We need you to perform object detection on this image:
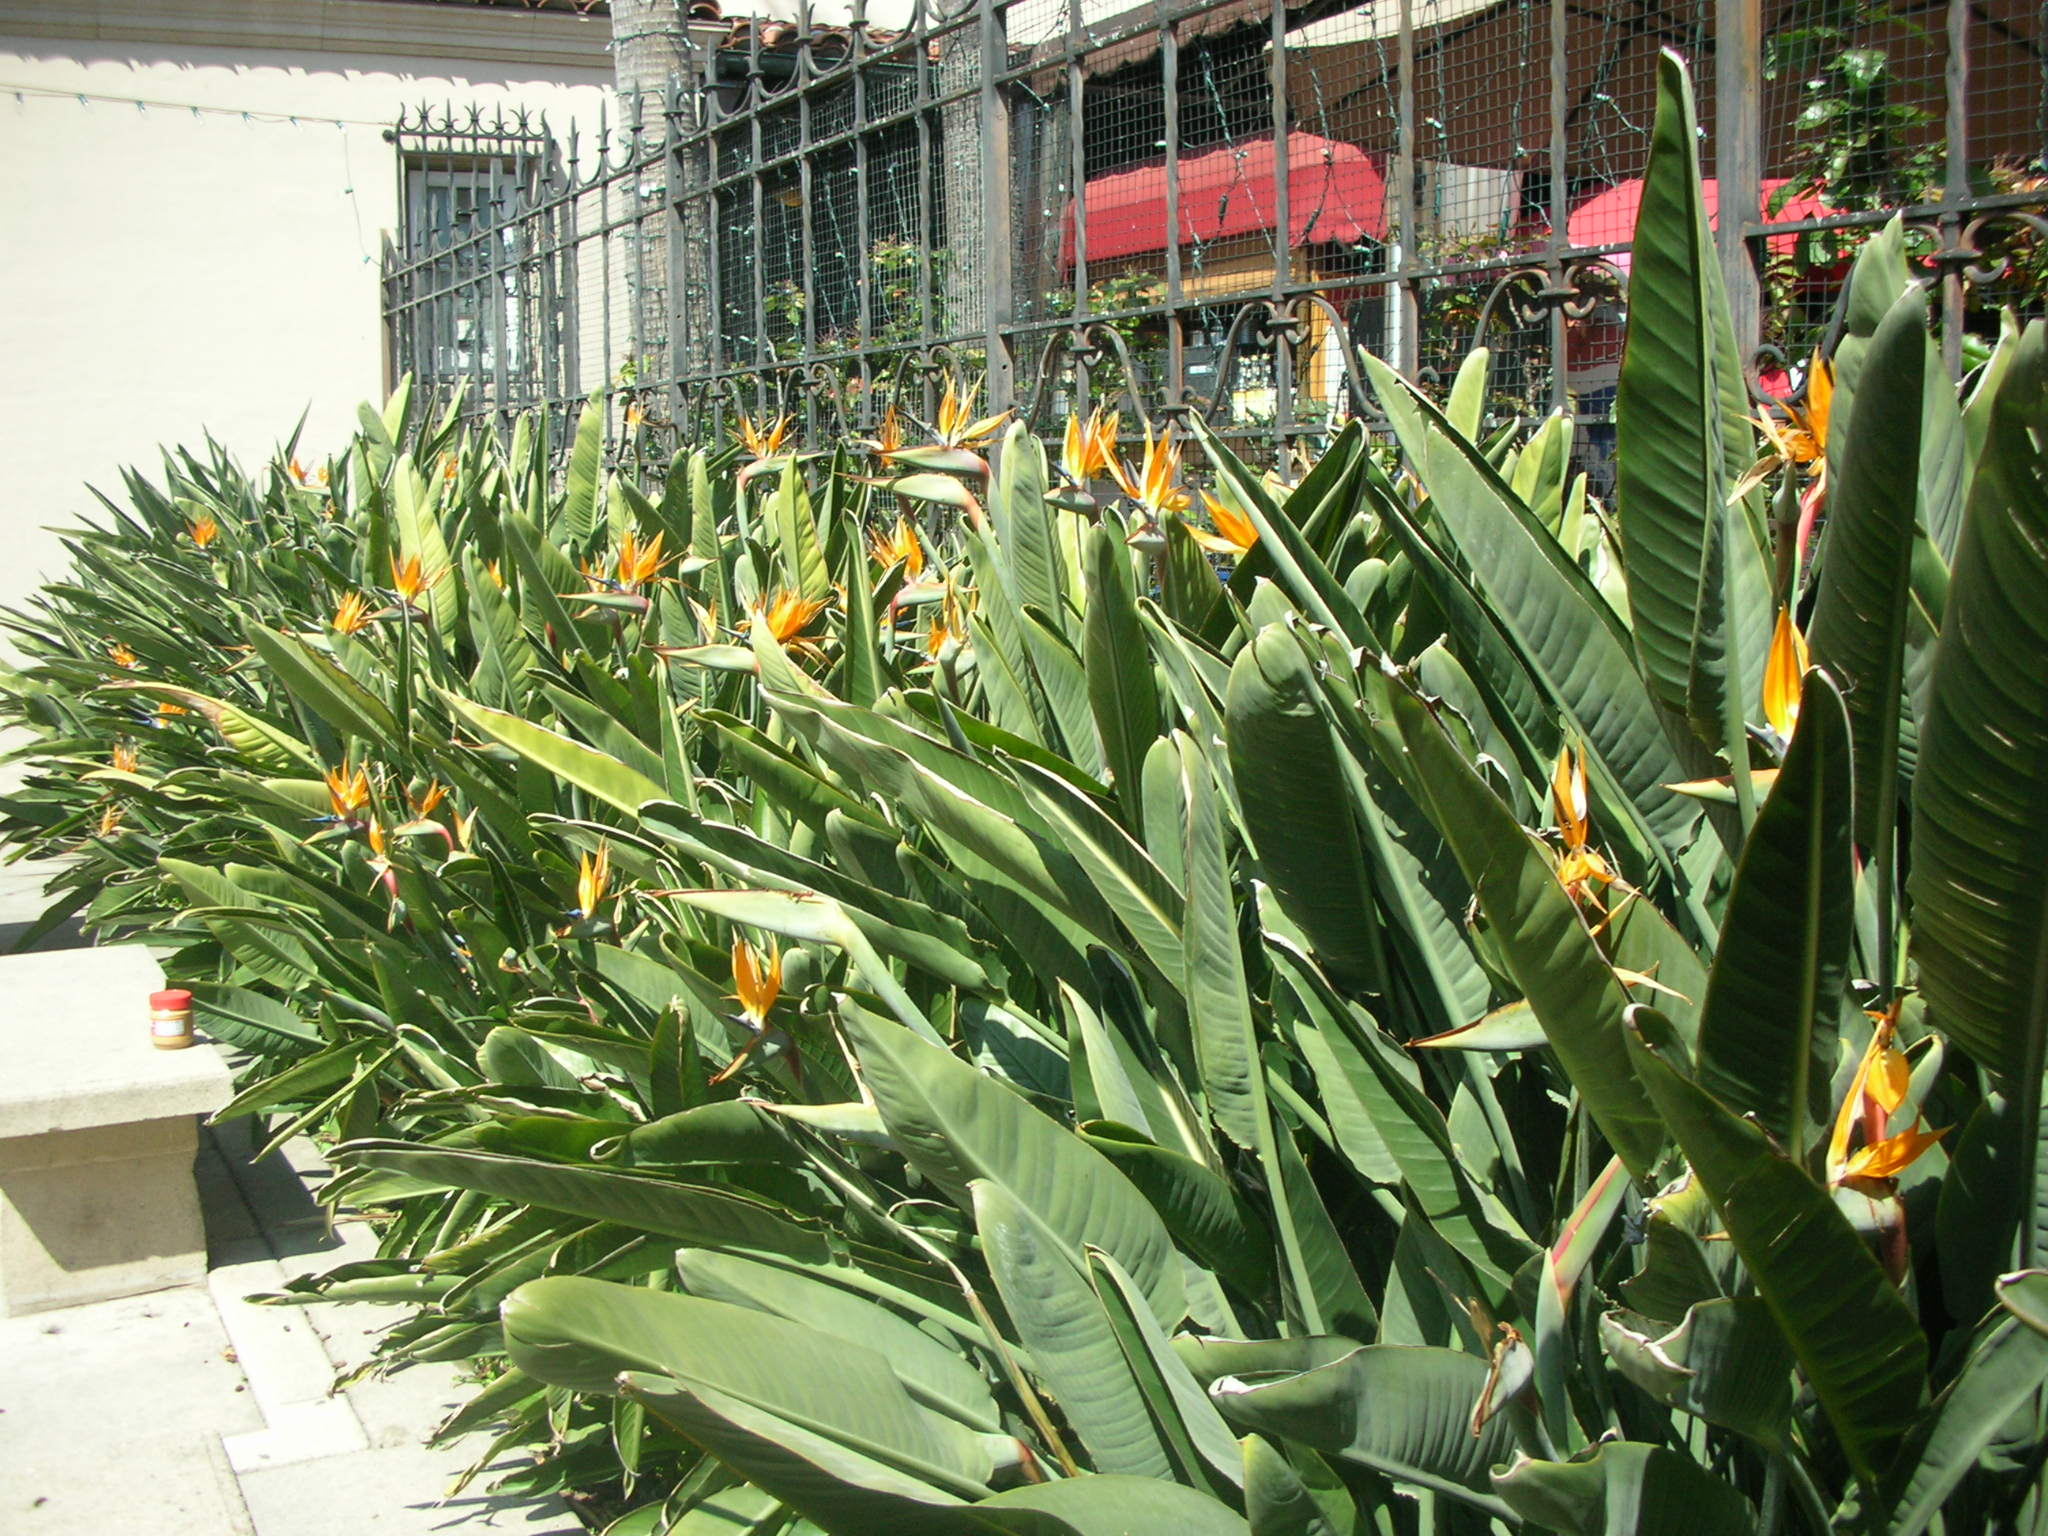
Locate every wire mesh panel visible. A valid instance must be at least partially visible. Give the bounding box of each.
[387,0,2048,471]
[387,101,673,451]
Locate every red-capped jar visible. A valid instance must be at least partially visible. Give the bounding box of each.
[149,988,195,1050]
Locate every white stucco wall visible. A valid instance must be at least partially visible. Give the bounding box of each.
[0,2,613,617]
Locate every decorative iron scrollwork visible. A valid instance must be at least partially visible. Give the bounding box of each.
[1467,255,1628,356]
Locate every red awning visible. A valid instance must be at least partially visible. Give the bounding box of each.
[1568,176,1837,271]
[1062,133,1388,268]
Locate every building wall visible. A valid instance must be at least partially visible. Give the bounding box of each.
[0,1,612,616]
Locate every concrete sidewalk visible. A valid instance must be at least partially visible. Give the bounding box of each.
[0,1116,583,1536]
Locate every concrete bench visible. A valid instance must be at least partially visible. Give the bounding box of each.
[0,945,233,1316]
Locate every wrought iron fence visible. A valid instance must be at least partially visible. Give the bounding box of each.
[385,0,2048,475]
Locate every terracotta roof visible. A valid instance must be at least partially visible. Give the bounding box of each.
[365,0,611,15]
[687,3,921,63]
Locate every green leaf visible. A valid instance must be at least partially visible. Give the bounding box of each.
[970,1477,1252,1535]
[768,464,831,603]
[973,1179,1171,1477]
[1623,1011,1928,1485]
[211,1041,378,1122]
[243,623,398,743]
[112,683,318,772]
[1491,1442,1758,1535]
[1390,684,1666,1177]
[1226,625,1387,992]
[442,694,665,817]
[988,422,1068,636]
[560,397,605,541]
[391,455,457,631]
[1086,1249,1245,1495]
[1910,320,2048,1094]
[1013,765,1185,986]
[1363,352,1706,866]
[1267,1109,1378,1340]
[1187,416,1367,647]
[1613,52,1767,744]
[1077,1122,1275,1299]
[767,691,1115,946]
[836,534,884,708]
[1241,1435,1343,1536]
[619,1372,972,1533]
[1598,1298,1794,1445]
[335,1143,831,1260]
[463,549,538,709]
[1809,291,1930,848]
[674,1250,1001,1433]
[1210,1345,1516,1519]
[642,815,990,994]
[1884,1311,2048,1536]
[188,983,322,1054]
[664,890,945,1043]
[1177,731,1263,1150]
[844,1010,1185,1325]
[1082,524,1160,826]
[1446,349,1490,438]
[1018,605,1105,775]
[1694,670,1854,1159]
[1271,939,1532,1289]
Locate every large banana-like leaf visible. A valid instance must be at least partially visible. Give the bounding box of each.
[1209,1345,1516,1519]
[1809,292,1931,848]
[1271,939,1532,1290]
[1081,523,1158,827]
[1175,730,1264,1150]
[1364,352,1705,866]
[674,1249,1002,1433]
[1694,669,1854,1159]
[767,464,831,603]
[1086,1248,1245,1495]
[1597,1297,1793,1446]
[335,1142,832,1259]
[968,1179,1175,1479]
[1492,1442,1757,1534]
[1187,416,1368,647]
[965,1477,1252,1535]
[1265,1107,1379,1339]
[502,1275,1004,1492]
[643,814,992,994]
[1225,624,1388,992]
[243,621,399,742]
[1624,1010,1928,1485]
[558,396,605,541]
[1909,321,2048,1101]
[766,689,1117,946]
[1240,1435,1344,1536]
[392,454,459,632]
[1882,1310,2048,1536]
[1613,52,1768,747]
[616,1371,974,1533]
[1389,684,1666,1177]
[1077,1123,1275,1298]
[844,1009,1185,1324]
[987,423,1068,634]
[444,693,666,817]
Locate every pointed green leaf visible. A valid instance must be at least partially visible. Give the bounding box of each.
[1694,670,1854,1159]
[845,1010,1184,1325]
[1624,1012,1928,1484]
[1910,320,2048,1094]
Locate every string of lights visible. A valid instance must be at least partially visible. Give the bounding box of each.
[5,82,387,262]
[2,81,399,129]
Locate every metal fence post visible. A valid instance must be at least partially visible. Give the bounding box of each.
[1394,0,1419,380]
[981,0,1015,413]
[1714,0,1762,371]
